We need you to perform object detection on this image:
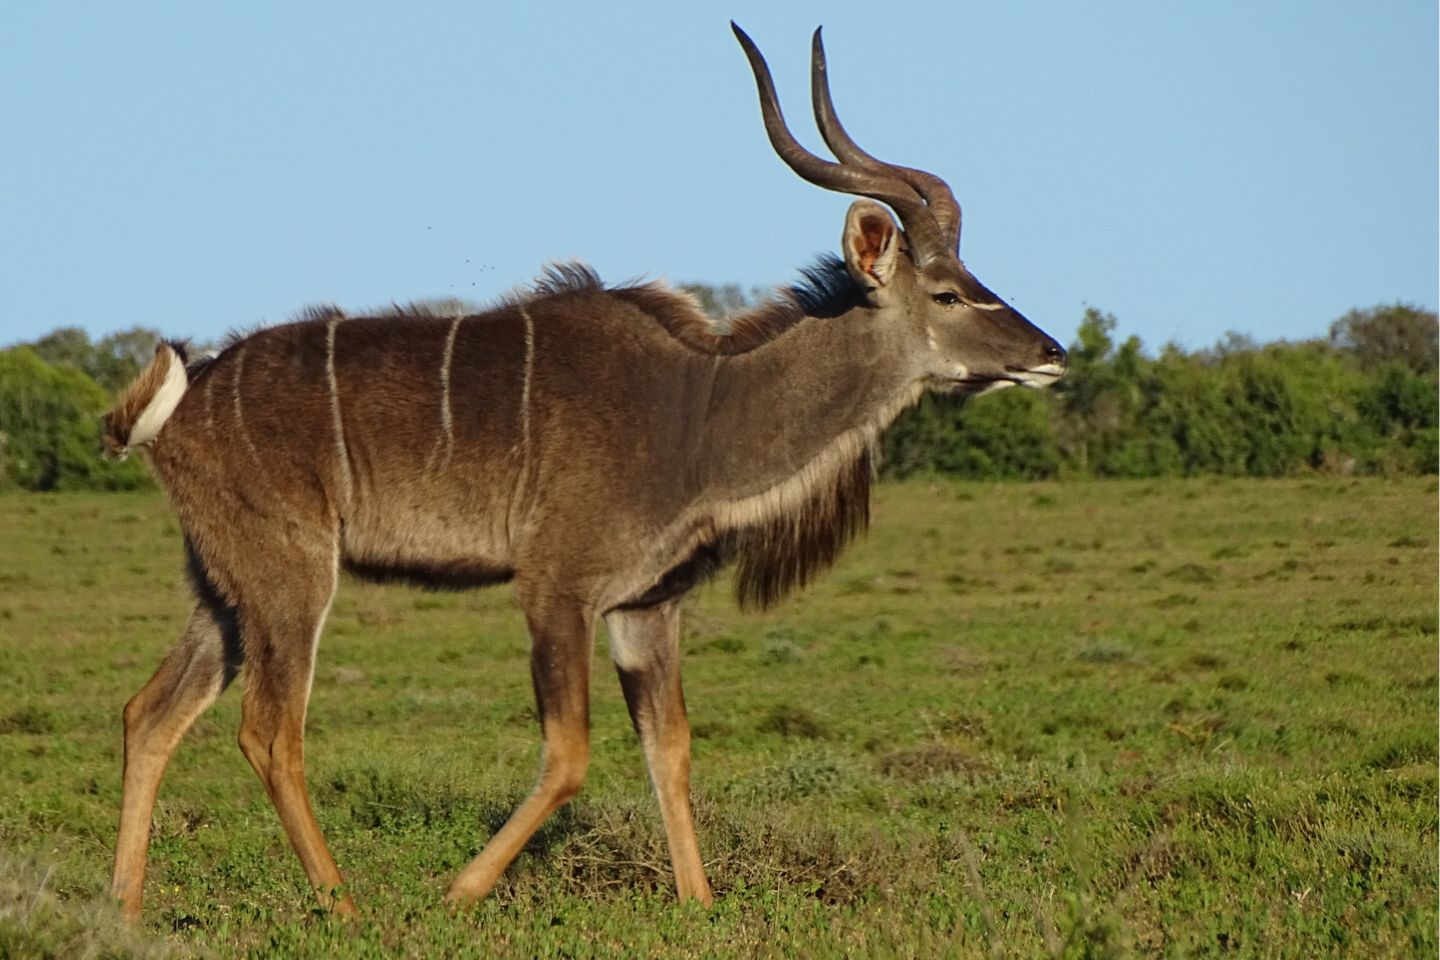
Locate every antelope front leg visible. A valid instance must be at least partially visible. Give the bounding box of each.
[445,597,594,905]
[606,601,713,906]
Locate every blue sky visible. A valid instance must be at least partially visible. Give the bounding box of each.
[2,1,1434,352]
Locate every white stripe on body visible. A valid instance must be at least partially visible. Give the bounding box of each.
[326,317,354,506]
[519,305,534,463]
[428,315,463,473]
[232,342,260,462]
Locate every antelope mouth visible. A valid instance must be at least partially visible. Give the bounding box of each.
[952,363,1065,395]
[952,373,1022,394]
[1006,362,1066,387]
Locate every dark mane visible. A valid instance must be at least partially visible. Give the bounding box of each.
[194,258,864,373]
[612,254,865,356]
[788,254,866,319]
[531,262,606,297]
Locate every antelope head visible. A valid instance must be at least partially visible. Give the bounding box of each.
[734,24,1067,394]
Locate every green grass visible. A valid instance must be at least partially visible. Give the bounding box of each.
[0,477,1435,958]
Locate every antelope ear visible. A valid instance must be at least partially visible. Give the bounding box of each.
[841,200,902,291]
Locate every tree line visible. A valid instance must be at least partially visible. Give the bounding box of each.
[884,303,1437,480]
[0,300,1434,491]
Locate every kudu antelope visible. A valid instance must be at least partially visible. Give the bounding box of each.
[103,25,1065,920]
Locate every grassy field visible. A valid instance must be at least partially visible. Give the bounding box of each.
[0,477,1434,958]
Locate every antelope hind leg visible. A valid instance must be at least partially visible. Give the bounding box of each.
[234,558,356,915]
[112,600,237,922]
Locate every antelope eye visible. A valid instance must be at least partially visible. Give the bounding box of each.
[931,291,962,306]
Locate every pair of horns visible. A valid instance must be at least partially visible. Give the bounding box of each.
[732,23,962,265]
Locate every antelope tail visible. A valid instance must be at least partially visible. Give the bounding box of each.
[103,342,190,460]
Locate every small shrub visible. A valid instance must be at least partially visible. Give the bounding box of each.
[757,704,827,739]
[876,744,989,782]
[0,707,54,735]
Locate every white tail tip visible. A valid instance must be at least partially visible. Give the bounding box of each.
[126,344,188,448]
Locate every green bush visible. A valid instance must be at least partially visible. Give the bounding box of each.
[885,389,1062,479]
[0,347,151,491]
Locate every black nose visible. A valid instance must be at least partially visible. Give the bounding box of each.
[1043,340,1067,366]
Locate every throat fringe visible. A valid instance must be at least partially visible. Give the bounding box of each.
[729,446,873,610]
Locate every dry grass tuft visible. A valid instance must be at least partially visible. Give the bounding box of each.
[0,857,187,959]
